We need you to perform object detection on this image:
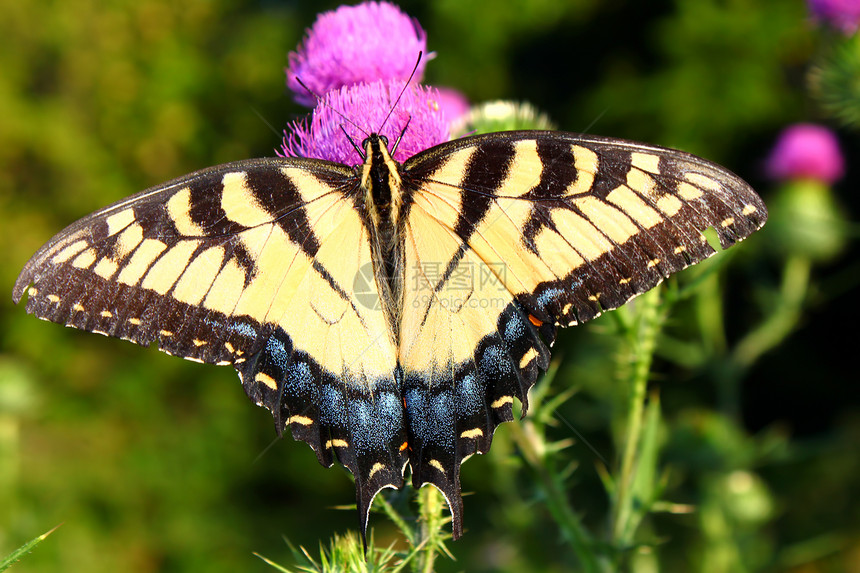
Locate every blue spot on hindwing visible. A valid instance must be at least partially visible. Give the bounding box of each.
[536,287,565,310]
[321,384,346,426]
[284,360,317,402]
[226,320,258,339]
[349,390,402,450]
[265,331,291,371]
[406,387,454,447]
[480,344,513,377]
[503,309,526,342]
[456,372,483,417]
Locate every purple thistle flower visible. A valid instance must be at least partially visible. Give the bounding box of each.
[765,123,845,184]
[808,0,860,35]
[282,80,450,165]
[286,2,428,106]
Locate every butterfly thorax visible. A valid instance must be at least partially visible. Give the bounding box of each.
[359,133,407,339]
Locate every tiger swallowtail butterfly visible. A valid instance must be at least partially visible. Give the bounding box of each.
[13,128,766,540]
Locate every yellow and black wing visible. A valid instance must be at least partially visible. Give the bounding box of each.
[397,130,766,535]
[12,157,409,526]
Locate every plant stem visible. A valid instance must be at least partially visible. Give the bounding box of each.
[415,487,442,573]
[611,288,662,547]
[713,254,810,420]
[732,255,810,369]
[508,420,609,573]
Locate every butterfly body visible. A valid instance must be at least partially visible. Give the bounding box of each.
[13,130,766,539]
[359,133,407,336]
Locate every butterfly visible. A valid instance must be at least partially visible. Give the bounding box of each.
[13,129,766,540]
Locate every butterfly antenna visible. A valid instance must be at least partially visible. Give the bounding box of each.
[378,51,423,134]
[294,76,370,139]
[391,116,412,155]
[342,125,366,160]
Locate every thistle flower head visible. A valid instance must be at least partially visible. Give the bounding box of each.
[282,80,450,165]
[286,1,428,106]
[765,123,845,184]
[808,0,860,35]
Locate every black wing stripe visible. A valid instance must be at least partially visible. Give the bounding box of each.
[453,138,516,241]
[245,167,323,257]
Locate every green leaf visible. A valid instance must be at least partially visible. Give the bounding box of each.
[0,524,61,572]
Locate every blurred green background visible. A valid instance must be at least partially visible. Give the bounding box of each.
[1,0,859,571]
